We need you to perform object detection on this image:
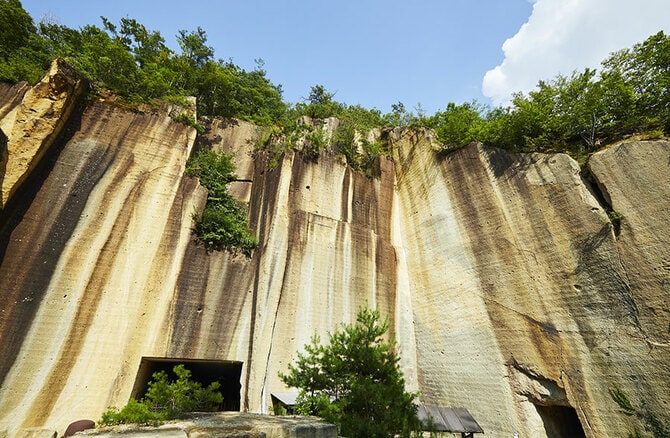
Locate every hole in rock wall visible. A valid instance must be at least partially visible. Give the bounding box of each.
[507,358,588,438]
[131,357,243,411]
[534,404,586,438]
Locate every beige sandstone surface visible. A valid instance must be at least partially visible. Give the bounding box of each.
[0,59,87,209]
[83,413,336,438]
[0,64,668,437]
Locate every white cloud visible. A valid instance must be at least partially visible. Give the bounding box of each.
[482,0,670,106]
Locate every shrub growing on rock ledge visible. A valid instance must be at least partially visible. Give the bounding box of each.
[99,364,223,426]
[186,148,257,255]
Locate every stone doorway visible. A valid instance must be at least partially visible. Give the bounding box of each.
[131,357,243,411]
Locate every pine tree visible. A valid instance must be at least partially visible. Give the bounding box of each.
[279,307,419,438]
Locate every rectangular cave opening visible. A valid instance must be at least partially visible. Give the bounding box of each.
[534,404,586,438]
[131,357,242,411]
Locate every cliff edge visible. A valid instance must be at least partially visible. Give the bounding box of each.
[0,59,87,210]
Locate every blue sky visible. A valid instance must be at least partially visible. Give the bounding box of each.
[20,0,670,114]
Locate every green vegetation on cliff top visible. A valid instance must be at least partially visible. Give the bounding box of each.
[2,0,668,157]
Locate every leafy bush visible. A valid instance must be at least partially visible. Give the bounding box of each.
[424,101,486,153]
[332,112,389,176]
[99,399,163,427]
[332,122,358,167]
[99,365,222,427]
[186,149,236,198]
[0,1,51,83]
[172,113,204,134]
[302,126,328,160]
[143,365,223,419]
[256,86,390,175]
[418,32,670,157]
[193,197,257,254]
[186,149,257,254]
[255,118,328,168]
[295,85,345,119]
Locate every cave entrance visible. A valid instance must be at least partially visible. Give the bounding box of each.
[534,404,586,438]
[131,357,242,411]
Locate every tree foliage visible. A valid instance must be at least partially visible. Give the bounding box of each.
[2,1,668,159]
[279,307,419,438]
[257,84,390,174]
[143,365,223,419]
[329,103,387,172]
[186,149,236,200]
[0,0,50,83]
[99,365,223,426]
[186,149,257,254]
[424,101,486,152]
[0,0,34,59]
[423,31,670,156]
[294,84,346,119]
[0,2,285,123]
[195,60,286,125]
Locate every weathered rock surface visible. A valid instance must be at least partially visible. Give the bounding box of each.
[81,413,336,438]
[390,132,670,436]
[0,59,87,209]
[0,67,668,437]
[587,140,670,339]
[200,117,261,203]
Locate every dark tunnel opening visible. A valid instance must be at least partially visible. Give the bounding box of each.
[131,357,242,411]
[535,404,587,438]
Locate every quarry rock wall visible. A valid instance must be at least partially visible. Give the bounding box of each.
[0,63,668,437]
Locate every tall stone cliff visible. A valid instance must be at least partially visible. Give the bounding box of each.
[0,62,668,437]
